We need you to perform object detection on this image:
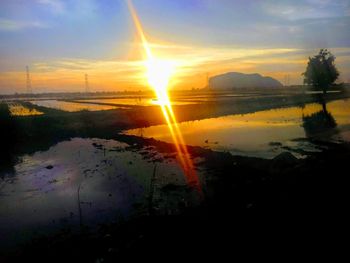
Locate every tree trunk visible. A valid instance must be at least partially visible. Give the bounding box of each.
[322,84,329,95]
[322,101,327,113]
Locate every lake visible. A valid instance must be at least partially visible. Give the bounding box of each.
[124,99,350,158]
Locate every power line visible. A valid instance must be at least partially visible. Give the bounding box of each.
[284,74,291,86]
[26,66,32,94]
[85,74,89,93]
[207,72,210,89]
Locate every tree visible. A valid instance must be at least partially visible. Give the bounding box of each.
[303,49,339,94]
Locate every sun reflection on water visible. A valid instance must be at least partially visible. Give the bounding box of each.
[127,0,201,192]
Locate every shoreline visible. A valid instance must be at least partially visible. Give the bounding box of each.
[2,91,349,157]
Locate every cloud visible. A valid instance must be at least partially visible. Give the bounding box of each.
[18,46,301,90]
[1,45,349,93]
[37,0,65,14]
[262,0,350,21]
[37,0,98,18]
[0,18,49,31]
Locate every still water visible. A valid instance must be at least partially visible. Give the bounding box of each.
[0,138,203,250]
[74,97,198,106]
[74,93,267,106]
[29,100,122,112]
[125,99,350,158]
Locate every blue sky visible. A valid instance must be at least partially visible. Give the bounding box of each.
[0,0,349,93]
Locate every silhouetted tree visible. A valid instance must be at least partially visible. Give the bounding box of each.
[303,49,339,94]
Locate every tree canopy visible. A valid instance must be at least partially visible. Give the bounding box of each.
[303,49,339,93]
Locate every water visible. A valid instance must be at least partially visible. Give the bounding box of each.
[73,93,272,106]
[0,138,203,250]
[124,99,350,158]
[26,92,317,111]
[28,98,198,112]
[29,100,123,112]
[74,97,199,106]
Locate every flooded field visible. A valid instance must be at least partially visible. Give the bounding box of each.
[74,97,200,106]
[72,92,284,106]
[125,99,350,158]
[0,138,203,251]
[15,92,342,112]
[22,92,270,111]
[29,100,123,112]
[26,97,199,112]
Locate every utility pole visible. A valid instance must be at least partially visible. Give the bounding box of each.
[85,74,89,93]
[26,66,32,94]
[284,74,291,87]
[207,72,210,89]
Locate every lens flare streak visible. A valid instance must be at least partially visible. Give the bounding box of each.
[127,0,201,191]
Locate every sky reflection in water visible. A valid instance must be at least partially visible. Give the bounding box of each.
[125,99,350,158]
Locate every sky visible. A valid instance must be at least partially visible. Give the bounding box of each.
[0,0,349,94]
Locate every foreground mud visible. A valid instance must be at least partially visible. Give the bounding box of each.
[1,137,348,262]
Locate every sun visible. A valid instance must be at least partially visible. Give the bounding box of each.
[127,0,201,191]
[145,58,175,106]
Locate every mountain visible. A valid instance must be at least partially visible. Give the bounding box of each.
[208,72,283,89]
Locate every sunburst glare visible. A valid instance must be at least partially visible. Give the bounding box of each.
[145,58,175,106]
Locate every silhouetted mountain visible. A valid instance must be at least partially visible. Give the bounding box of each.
[209,72,283,89]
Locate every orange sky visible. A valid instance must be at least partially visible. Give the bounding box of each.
[1,43,350,93]
[0,0,349,94]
